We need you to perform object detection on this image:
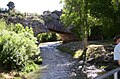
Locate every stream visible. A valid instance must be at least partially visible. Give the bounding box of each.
[39,41,86,79]
[27,41,104,79]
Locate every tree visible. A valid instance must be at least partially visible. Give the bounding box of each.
[7,1,15,11]
[61,0,120,44]
[88,0,120,39]
[61,0,91,49]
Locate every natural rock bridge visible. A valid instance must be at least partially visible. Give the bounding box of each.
[32,10,79,42]
[0,10,79,42]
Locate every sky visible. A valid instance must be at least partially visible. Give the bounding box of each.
[0,0,63,14]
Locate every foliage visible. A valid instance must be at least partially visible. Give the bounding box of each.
[37,33,61,42]
[87,0,120,39]
[61,0,94,49]
[61,0,120,40]
[34,56,42,65]
[0,21,40,72]
[21,60,39,73]
[0,19,7,31]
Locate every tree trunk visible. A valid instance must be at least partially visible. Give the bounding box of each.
[83,34,88,49]
[82,31,88,50]
[116,0,119,7]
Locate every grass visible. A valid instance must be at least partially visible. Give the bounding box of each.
[57,46,75,56]
[56,41,83,58]
[73,50,83,58]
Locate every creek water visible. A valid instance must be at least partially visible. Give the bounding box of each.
[39,42,85,79]
[27,41,103,79]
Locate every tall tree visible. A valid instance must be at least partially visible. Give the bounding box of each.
[61,0,120,47]
[61,0,91,49]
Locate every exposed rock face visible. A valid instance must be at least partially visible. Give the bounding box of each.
[59,33,79,42]
[0,11,78,42]
[42,10,72,33]
[88,44,115,66]
[0,13,48,33]
[42,10,78,42]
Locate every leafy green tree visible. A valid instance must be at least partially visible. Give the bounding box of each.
[61,0,91,49]
[88,0,120,39]
[61,0,120,43]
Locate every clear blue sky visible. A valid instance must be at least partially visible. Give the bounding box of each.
[0,0,63,14]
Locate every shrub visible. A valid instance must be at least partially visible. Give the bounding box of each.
[0,19,7,31]
[37,33,61,42]
[0,21,40,72]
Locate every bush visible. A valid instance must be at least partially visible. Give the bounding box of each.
[0,19,7,31]
[37,33,61,42]
[0,22,40,72]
